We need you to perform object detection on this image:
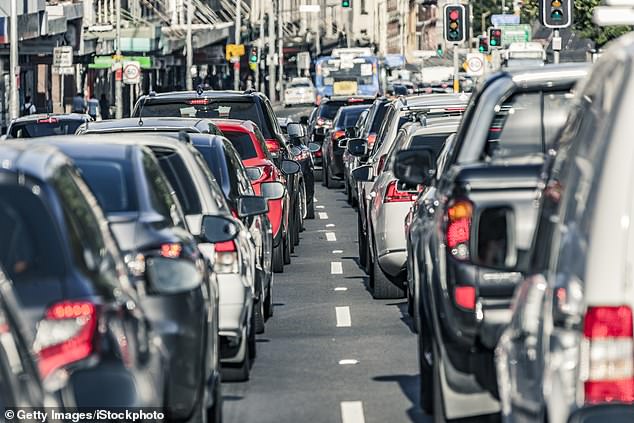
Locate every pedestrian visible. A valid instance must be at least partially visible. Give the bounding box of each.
[21,95,36,116]
[87,95,100,120]
[99,94,110,120]
[72,92,86,114]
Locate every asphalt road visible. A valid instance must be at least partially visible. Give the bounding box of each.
[222,177,428,423]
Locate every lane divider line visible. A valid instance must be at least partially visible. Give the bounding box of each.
[316,205,325,209]
[326,223,336,228]
[319,212,329,220]
[335,306,351,327]
[338,359,359,365]
[332,250,343,254]
[331,262,343,274]
[334,287,348,291]
[326,232,337,242]
[340,401,365,423]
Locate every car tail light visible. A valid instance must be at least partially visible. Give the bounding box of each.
[265,139,282,158]
[160,243,183,258]
[314,149,322,158]
[348,98,365,103]
[384,181,417,203]
[367,134,377,146]
[446,200,472,261]
[214,240,239,273]
[35,301,98,378]
[454,286,476,310]
[38,117,59,124]
[582,306,634,404]
[376,154,387,173]
[188,98,209,105]
[332,130,346,140]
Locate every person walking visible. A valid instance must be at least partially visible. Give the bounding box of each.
[87,95,100,120]
[99,94,111,120]
[22,96,36,116]
[72,92,86,114]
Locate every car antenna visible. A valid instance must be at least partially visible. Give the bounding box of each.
[138,95,147,127]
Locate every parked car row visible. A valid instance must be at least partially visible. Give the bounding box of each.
[0,88,319,421]
[315,31,634,423]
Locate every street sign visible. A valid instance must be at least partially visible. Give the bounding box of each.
[297,52,311,70]
[123,61,141,84]
[226,44,245,62]
[53,46,73,68]
[491,14,520,26]
[299,4,320,12]
[465,53,485,76]
[52,66,74,75]
[500,24,532,45]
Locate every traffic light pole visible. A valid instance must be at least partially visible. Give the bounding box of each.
[552,28,561,64]
[234,0,241,91]
[453,44,460,93]
[186,0,193,91]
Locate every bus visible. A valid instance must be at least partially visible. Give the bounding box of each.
[314,55,380,102]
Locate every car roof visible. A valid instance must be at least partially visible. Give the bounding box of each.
[338,104,371,115]
[82,117,217,133]
[507,63,589,89]
[11,113,91,123]
[399,93,471,108]
[322,96,376,104]
[0,142,70,181]
[26,135,140,161]
[211,118,258,133]
[138,90,265,102]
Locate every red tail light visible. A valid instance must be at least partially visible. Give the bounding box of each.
[332,130,346,140]
[160,243,182,258]
[582,306,634,404]
[188,98,209,105]
[265,139,282,157]
[454,286,476,310]
[230,208,239,219]
[314,149,322,158]
[35,301,97,378]
[384,180,417,203]
[367,134,377,146]
[37,117,59,124]
[214,240,237,252]
[215,240,238,273]
[446,200,472,261]
[376,154,387,173]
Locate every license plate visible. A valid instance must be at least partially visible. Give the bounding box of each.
[333,81,358,96]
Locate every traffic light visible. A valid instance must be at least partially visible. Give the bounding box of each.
[249,46,258,64]
[478,36,489,53]
[436,43,443,57]
[443,4,466,44]
[540,0,572,28]
[488,27,502,49]
[341,0,350,7]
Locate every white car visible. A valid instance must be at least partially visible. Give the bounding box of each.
[284,78,316,106]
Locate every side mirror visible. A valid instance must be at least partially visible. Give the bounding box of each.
[280,159,301,175]
[238,195,269,217]
[393,148,435,186]
[308,142,320,153]
[347,138,368,157]
[287,122,306,138]
[245,166,263,181]
[338,138,349,149]
[200,215,239,244]
[260,181,286,200]
[299,116,309,125]
[145,257,203,294]
[351,164,374,182]
[290,146,302,157]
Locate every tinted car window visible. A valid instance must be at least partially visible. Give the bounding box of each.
[341,109,367,127]
[370,104,389,133]
[142,151,185,228]
[222,131,259,159]
[0,184,65,281]
[410,133,452,155]
[75,159,138,213]
[153,149,202,215]
[9,120,85,138]
[319,102,345,120]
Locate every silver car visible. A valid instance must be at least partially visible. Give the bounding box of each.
[364,121,459,299]
[284,77,317,106]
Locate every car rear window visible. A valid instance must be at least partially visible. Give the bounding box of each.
[138,99,273,139]
[9,119,84,138]
[222,131,259,159]
[152,149,203,215]
[370,104,388,133]
[289,81,312,87]
[74,159,138,213]
[0,184,66,281]
[410,133,453,156]
[319,102,345,119]
[341,108,368,127]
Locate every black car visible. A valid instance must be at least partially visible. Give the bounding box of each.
[5,114,92,138]
[132,89,304,260]
[32,138,232,421]
[0,142,166,410]
[285,122,320,219]
[77,117,223,136]
[322,104,370,189]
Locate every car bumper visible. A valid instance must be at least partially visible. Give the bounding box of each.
[218,273,252,362]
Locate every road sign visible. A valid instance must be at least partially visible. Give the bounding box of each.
[123,61,141,84]
[299,4,320,12]
[52,66,74,75]
[491,14,520,26]
[297,52,311,70]
[53,46,73,68]
[500,24,532,45]
[465,53,485,76]
[226,44,245,62]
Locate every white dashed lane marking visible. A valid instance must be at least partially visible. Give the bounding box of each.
[326,232,337,241]
[332,250,343,254]
[338,359,359,365]
[316,205,325,209]
[326,223,335,228]
[331,262,343,274]
[335,306,351,327]
[340,401,365,423]
[319,212,329,219]
[334,287,348,291]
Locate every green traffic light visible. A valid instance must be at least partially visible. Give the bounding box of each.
[342,0,350,6]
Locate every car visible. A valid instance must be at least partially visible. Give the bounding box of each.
[360,121,460,300]
[349,94,469,273]
[212,119,300,272]
[28,137,228,419]
[286,122,321,219]
[5,114,92,139]
[495,43,632,423]
[393,64,587,420]
[0,142,167,411]
[322,104,370,188]
[342,108,368,204]
[284,77,317,107]
[76,116,224,135]
[132,89,303,268]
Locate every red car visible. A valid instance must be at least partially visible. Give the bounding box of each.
[213,119,291,273]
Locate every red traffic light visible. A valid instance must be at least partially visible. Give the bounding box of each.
[449,10,460,20]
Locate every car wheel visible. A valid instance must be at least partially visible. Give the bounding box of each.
[345,177,352,204]
[407,284,414,316]
[321,158,328,186]
[358,212,367,269]
[272,241,284,273]
[264,282,273,318]
[418,325,434,415]
[248,310,257,360]
[208,381,222,423]
[326,163,336,189]
[433,341,447,423]
[371,246,405,299]
[293,205,301,246]
[221,329,250,382]
[306,195,315,219]
[254,296,265,334]
[283,231,291,265]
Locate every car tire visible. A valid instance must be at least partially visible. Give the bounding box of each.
[371,246,405,299]
[419,323,434,415]
[221,331,250,382]
[432,341,448,423]
[345,177,352,204]
[272,241,284,273]
[306,195,315,219]
[321,158,328,187]
[248,311,257,361]
[208,381,222,423]
[264,283,273,318]
[358,212,367,270]
[283,232,291,265]
[254,297,265,334]
[326,164,336,189]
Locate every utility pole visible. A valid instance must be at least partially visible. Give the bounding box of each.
[277,0,284,103]
[552,29,561,64]
[234,0,241,91]
[257,0,264,91]
[469,2,474,52]
[115,0,122,119]
[453,44,460,93]
[268,0,276,102]
[186,0,193,90]
[9,0,18,120]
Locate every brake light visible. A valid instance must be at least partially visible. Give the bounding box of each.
[333,130,346,140]
[454,286,476,310]
[37,117,59,124]
[367,134,377,146]
[160,243,182,258]
[214,240,238,273]
[314,149,322,158]
[265,139,281,157]
[384,180,417,203]
[348,98,365,103]
[376,154,387,173]
[446,200,472,261]
[582,306,634,404]
[188,98,209,105]
[35,301,97,378]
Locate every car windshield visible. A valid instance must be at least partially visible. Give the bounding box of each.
[138,99,273,139]
[0,183,66,281]
[73,159,139,213]
[290,81,312,88]
[222,131,259,159]
[9,120,84,138]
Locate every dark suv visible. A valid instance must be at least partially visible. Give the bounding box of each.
[6,114,91,138]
